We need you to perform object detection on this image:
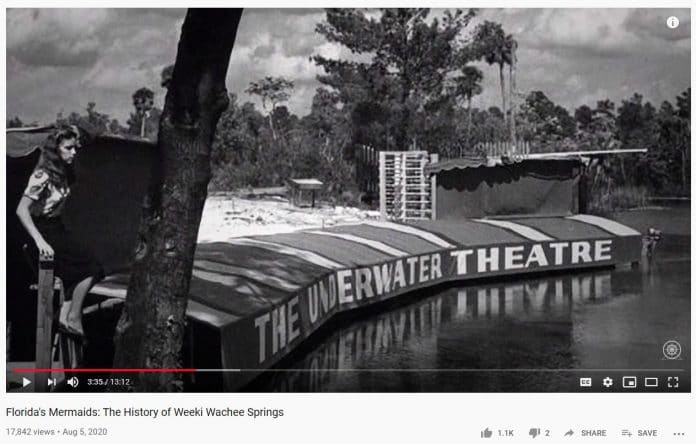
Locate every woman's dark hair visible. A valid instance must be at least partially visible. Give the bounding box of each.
[36,125,80,187]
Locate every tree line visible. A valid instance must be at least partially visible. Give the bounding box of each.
[7,8,691,199]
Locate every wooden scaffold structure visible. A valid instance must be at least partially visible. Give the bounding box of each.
[379,151,438,221]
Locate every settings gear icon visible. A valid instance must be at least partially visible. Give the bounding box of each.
[602,377,613,388]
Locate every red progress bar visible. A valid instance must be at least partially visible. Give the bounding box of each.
[13,368,197,373]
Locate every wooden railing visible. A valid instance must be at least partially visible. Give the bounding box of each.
[35,257,57,392]
[29,252,82,392]
[356,145,380,195]
[475,141,532,157]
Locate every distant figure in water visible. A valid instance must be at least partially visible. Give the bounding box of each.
[16,125,104,339]
[643,227,662,262]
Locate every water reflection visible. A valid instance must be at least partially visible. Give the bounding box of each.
[250,271,610,391]
[247,234,689,392]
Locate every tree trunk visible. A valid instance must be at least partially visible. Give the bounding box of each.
[140,112,146,138]
[396,74,411,151]
[466,96,472,146]
[112,9,243,392]
[499,64,506,124]
[268,111,277,141]
[509,46,517,151]
[681,146,687,193]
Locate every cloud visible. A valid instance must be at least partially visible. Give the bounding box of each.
[243,8,323,19]
[481,8,690,58]
[225,10,332,115]
[6,8,184,70]
[113,8,186,20]
[280,32,325,58]
[624,8,690,42]
[7,8,111,67]
[7,8,180,122]
[237,9,325,59]
[252,44,275,59]
[517,9,642,57]
[6,7,691,127]
[472,8,690,113]
[10,40,100,67]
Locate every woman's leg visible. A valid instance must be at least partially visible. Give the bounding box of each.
[64,276,95,335]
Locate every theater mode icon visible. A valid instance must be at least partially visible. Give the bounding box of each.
[644,377,659,388]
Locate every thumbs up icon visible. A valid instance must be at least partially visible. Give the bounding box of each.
[481,428,492,438]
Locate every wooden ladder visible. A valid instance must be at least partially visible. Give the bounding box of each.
[24,245,83,392]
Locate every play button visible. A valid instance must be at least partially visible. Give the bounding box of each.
[22,377,32,388]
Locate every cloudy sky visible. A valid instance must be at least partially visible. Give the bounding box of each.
[6,8,691,125]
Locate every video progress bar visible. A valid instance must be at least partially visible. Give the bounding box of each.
[13,368,686,374]
[197,368,687,373]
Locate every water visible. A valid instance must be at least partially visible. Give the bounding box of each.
[247,210,690,392]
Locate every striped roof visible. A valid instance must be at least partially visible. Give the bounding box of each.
[90,214,641,330]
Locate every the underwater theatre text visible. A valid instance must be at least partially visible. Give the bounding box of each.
[238,239,613,366]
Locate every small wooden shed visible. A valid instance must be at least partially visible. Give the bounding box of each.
[286,178,323,208]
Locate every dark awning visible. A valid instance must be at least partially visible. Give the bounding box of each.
[7,126,155,158]
[424,155,583,176]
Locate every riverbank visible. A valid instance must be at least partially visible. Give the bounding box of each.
[613,205,690,236]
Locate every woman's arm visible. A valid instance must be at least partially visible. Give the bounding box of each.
[16,196,54,259]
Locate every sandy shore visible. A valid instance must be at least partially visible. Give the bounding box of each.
[196,195,380,243]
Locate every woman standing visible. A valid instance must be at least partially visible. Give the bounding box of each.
[16,125,104,338]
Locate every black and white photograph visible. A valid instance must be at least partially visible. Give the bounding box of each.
[5,7,691,393]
